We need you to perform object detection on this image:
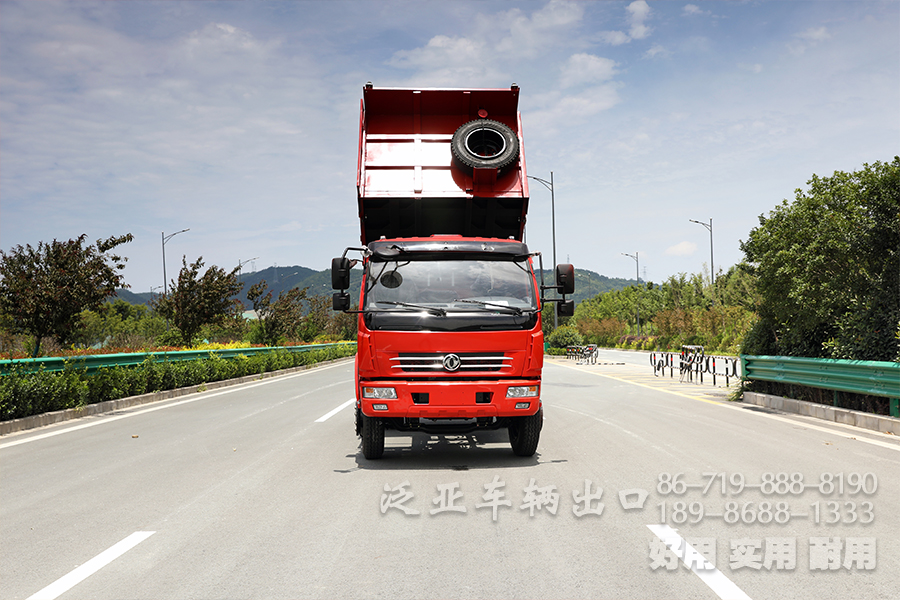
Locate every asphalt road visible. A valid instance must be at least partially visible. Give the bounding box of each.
[2,351,897,600]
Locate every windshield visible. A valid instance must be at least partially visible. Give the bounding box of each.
[365,258,537,313]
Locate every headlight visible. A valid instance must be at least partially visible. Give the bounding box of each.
[506,385,539,398]
[362,387,398,399]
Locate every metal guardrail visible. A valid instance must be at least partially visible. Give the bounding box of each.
[0,343,357,376]
[651,346,740,387]
[740,354,900,417]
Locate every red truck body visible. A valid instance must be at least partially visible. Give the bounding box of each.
[332,85,573,459]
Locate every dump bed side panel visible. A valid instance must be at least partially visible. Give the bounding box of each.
[358,86,530,244]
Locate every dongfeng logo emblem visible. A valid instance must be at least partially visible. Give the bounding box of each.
[442,354,461,372]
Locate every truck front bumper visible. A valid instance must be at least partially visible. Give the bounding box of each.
[358,379,541,419]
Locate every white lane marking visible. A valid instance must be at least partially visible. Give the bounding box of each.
[647,524,751,600]
[27,531,155,600]
[316,398,355,422]
[0,361,351,450]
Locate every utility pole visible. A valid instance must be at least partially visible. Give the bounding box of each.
[621,252,641,336]
[161,229,190,295]
[528,172,557,329]
[690,218,714,305]
[161,228,189,330]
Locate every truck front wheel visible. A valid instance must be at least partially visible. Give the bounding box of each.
[508,408,542,457]
[361,413,385,460]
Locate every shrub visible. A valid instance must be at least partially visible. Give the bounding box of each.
[0,343,356,422]
[547,325,584,349]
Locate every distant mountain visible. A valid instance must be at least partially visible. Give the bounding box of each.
[539,269,637,305]
[116,265,631,308]
[113,288,155,305]
[115,264,359,309]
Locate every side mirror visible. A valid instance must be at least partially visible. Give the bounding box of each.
[332,257,351,290]
[557,300,575,317]
[332,292,350,311]
[556,264,575,295]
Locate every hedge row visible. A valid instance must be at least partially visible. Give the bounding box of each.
[0,345,356,422]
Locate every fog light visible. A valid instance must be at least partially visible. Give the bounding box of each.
[507,385,539,398]
[515,402,531,409]
[362,387,397,399]
[372,404,388,411]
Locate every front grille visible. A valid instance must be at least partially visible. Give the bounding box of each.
[390,353,512,373]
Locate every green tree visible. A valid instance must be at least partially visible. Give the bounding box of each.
[740,157,900,360]
[247,280,307,346]
[0,234,133,357]
[327,303,359,340]
[153,257,244,345]
[74,299,166,349]
[301,294,332,342]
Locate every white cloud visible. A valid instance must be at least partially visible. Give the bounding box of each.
[797,27,831,42]
[598,1,652,46]
[495,0,585,57]
[666,241,697,256]
[788,26,831,54]
[559,53,617,88]
[683,4,707,16]
[599,31,631,46]
[627,0,652,40]
[644,44,670,59]
[387,1,584,85]
[389,34,486,70]
[555,85,621,117]
[387,35,503,87]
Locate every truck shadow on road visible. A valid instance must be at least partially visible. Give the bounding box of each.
[337,430,567,471]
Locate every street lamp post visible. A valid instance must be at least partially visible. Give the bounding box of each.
[162,229,189,331]
[689,218,714,305]
[161,229,190,295]
[528,171,557,329]
[237,257,259,283]
[621,252,641,336]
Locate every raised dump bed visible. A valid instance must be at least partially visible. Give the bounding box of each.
[357,84,530,244]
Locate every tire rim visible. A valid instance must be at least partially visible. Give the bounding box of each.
[464,126,507,159]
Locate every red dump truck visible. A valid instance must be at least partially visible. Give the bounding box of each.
[332,84,574,459]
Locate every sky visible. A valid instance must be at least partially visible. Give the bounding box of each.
[1,0,898,294]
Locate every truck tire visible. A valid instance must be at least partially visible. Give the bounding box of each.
[508,408,542,457]
[451,119,519,171]
[361,413,385,460]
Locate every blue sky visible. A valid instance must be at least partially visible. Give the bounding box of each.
[2,0,898,294]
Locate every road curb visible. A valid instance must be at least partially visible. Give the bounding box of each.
[744,391,900,436]
[0,356,355,437]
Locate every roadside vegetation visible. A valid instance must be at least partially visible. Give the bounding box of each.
[0,344,356,422]
[0,239,359,420]
[549,158,899,366]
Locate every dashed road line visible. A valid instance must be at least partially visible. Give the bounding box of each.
[648,524,752,600]
[27,531,155,600]
[316,398,355,422]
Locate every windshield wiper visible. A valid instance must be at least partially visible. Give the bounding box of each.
[454,299,527,315]
[375,301,446,317]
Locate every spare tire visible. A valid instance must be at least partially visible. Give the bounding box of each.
[451,119,519,171]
